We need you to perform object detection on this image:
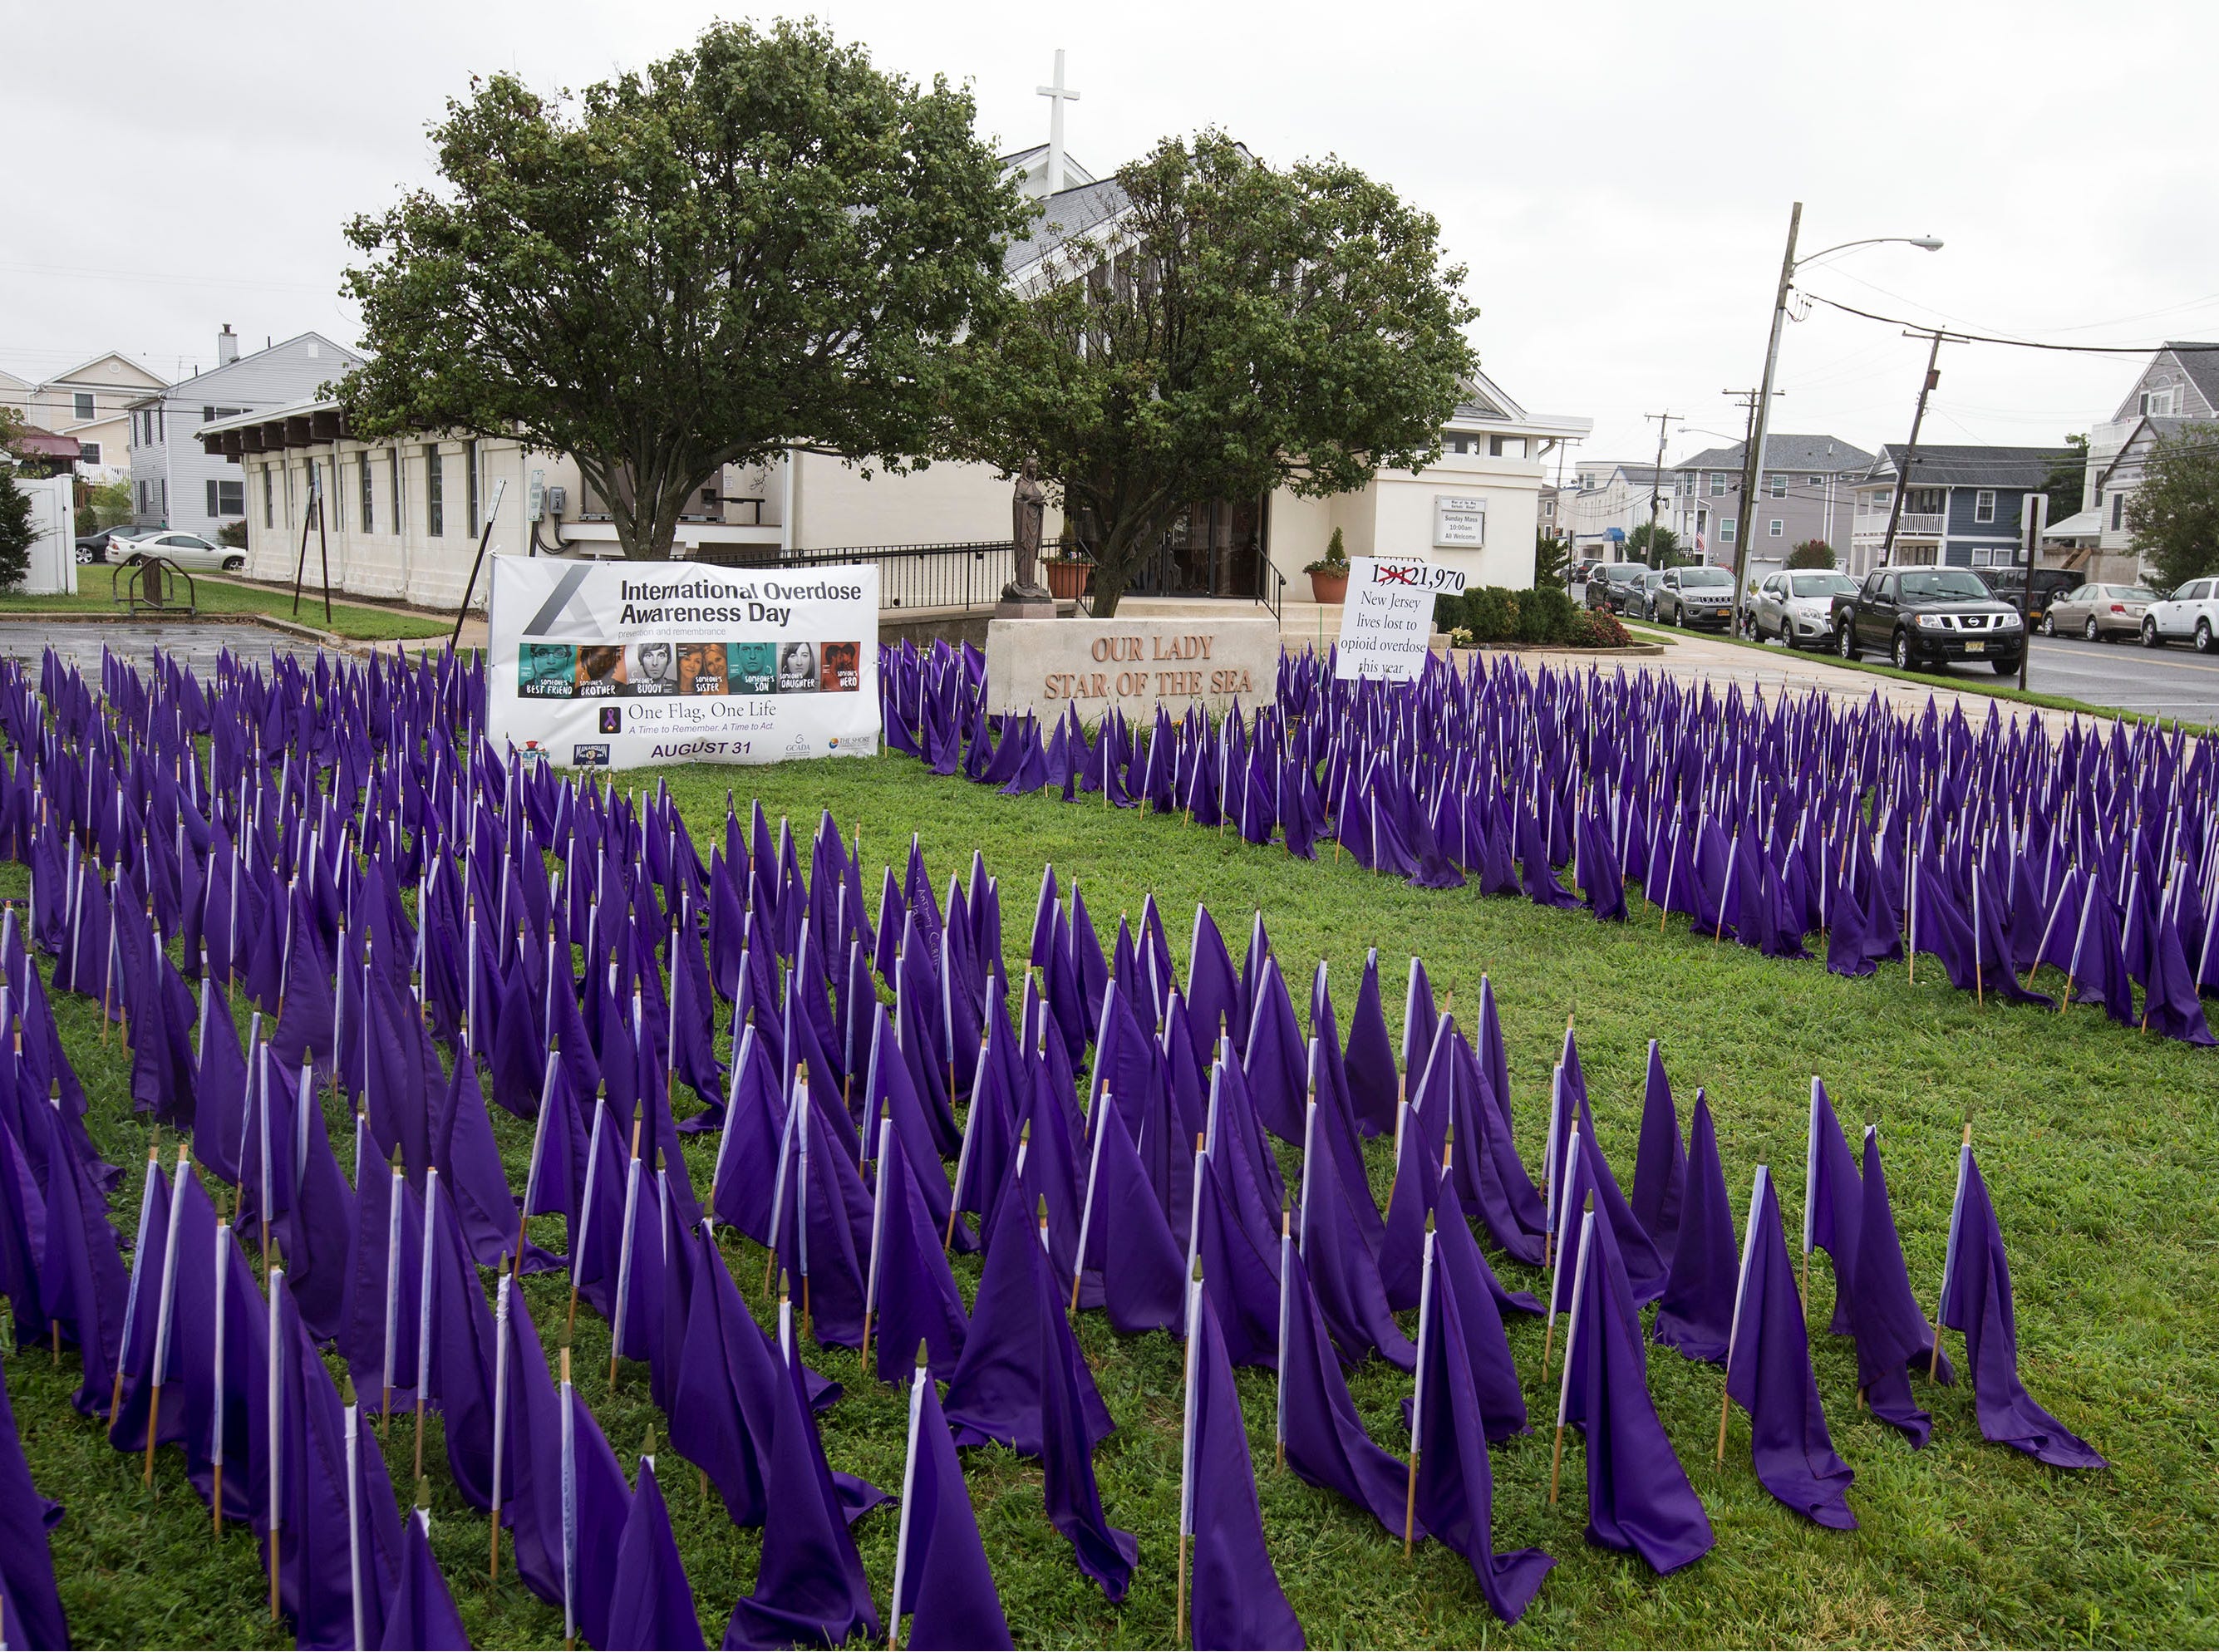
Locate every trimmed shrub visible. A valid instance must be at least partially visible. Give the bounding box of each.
[1464,586,1520,642]
[1514,584,1577,644]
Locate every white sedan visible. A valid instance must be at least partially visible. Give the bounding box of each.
[1754,569,1857,649]
[2141,577,2219,653]
[113,531,246,573]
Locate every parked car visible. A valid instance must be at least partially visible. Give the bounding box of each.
[1583,562,1648,615]
[114,530,245,573]
[73,525,145,564]
[1629,568,1668,621]
[2140,576,2219,652]
[2043,582,2157,642]
[1650,563,1737,629]
[1753,569,1857,649]
[1973,566,2080,628]
[1831,566,2025,674]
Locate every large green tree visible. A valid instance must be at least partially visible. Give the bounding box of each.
[340,20,1029,560]
[2044,432,2089,525]
[0,465,33,592]
[2125,423,2219,588]
[949,132,1477,615]
[1626,520,1680,566]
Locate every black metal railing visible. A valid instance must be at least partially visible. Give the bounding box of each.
[691,540,1017,612]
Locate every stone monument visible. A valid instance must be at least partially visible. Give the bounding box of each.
[997,459,1057,619]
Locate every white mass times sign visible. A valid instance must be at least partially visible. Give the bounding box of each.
[1434,494,1487,548]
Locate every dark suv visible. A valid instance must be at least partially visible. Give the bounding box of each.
[1832,566,2025,674]
[1583,562,1647,615]
[1650,563,1737,629]
[1973,566,2080,628]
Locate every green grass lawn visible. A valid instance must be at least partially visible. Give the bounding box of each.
[0,565,449,642]
[8,751,2216,1649]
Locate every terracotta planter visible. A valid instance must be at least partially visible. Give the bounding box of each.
[1309,569,1349,602]
[1045,559,1089,602]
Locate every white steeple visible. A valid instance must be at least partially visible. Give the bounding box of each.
[1036,49,1080,195]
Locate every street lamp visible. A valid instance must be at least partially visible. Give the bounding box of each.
[1729,209,1942,627]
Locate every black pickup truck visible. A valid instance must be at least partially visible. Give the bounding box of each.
[1831,566,2026,675]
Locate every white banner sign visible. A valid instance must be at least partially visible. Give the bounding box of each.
[486,556,880,769]
[1333,557,1464,682]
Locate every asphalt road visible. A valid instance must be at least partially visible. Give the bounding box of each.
[1739,629,2219,719]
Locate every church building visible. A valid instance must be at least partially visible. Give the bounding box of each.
[204,57,1587,612]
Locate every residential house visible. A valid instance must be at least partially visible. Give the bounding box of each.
[2061,342,2219,582]
[1565,462,1665,558]
[125,327,364,536]
[1665,434,1872,573]
[1847,445,2071,576]
[0,351,168,481]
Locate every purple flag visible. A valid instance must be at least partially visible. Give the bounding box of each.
[1629,1040,1685,1266]
[1938,1148,2107,1468]
[1803,1077,1863,1337]
[1431,1182,1530,1443]
[1193,1155,1282,1371]
[1724,1168,1857,1529]
[605,1458,705,1651]
[1411,1238,1554,1625]
[1075,1099,1186,1334]
[868,1128,970,1384]
[1652,1090,1735,1364]
[709,1025,785,1246]
[946,1178,1115,1454]
[380,1510,471,1650]
[1341,949,1399,1140]
[1297,1100,1414,1372]
[1277,1238,1419,1538]
[1184,1278,1306,1650]
[890,1366,1013,1651]
[721,1312,882,1649]
[1843,1127,1950,1447]
[0,1344,66,1651]
[1038,1222,1139,1603]
[1556,1207,1713,1574]
[192,981,249,1185]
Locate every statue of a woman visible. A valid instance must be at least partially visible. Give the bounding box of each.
[1008,458,1048,598]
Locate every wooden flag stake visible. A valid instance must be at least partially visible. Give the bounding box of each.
[1404,1226,1436,1560]
[1929,1121,1973,1379]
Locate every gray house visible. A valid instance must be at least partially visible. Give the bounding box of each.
[2064,342,2219,581]
[1666,433,1873,570]
[1846,445,2071,576]
[126,327,364,534]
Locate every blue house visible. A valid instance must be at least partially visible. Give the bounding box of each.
[1845,445,2071,578]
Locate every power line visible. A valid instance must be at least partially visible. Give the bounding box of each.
[1799,291,2219,356]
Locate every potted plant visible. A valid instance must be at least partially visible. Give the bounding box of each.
[1306,528,1351,602]
[1044,553,1090,602]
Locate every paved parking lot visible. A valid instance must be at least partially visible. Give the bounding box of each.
[0,621,322,676]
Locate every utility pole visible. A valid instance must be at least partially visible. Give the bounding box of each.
[1643,411,1680,566]
[1877,329,1951,568]
[1732,201,1801,634]
[1720,387,1779,590]
[2018,491,2046,691]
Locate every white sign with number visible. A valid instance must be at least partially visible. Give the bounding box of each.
[1434,494,1487,548]
[1333,557,1464,681]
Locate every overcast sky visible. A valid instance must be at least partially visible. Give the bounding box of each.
[8,0,2213,470]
